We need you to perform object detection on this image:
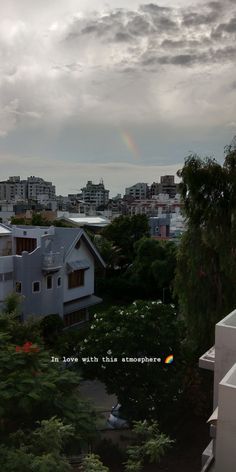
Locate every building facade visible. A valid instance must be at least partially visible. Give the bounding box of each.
[0,224,105,327]
[0,176,56,203]
[199,309,236,471]
[125,183,149,200]
[81,180,109,208]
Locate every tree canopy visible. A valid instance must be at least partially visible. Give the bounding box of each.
[101,215,149,266]
[175,146,236,351]
[80,300,184,426]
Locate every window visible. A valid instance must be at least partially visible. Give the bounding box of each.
[46,275,53,290]
[16,237,37,255]
[68,270,85,289]
[16,281,22,293]
[32,281,41,293]
[57,276,62,287]
[64,309,87,327]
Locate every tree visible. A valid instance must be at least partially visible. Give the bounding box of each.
[81,454,109,472]
[80,301,184,426]
[128,237,177,299]
[175,147,236,352]
[0,311,97,455]
[0,417,74,472]
[101,215,149,266]
[124,420,174,472]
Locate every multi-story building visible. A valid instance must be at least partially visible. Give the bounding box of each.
[81,180,109,208]
[27,176,56,202]
[199,309,236,471]
[0,176,56,203]
[150,175,179,199]
[125,183,149,200]
[0,224,105,327]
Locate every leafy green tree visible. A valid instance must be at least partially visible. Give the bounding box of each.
[124,421,174,472]
[175,147,236,351]
[128,237,177,299]
[0,417,73,472]
[0,312,96,452]
[80,301,184,425]
[81,453,109,472]
[101,215,149,266]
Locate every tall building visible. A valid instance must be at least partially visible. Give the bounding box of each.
[0,176,56,203]
[125,182,149,200]
[81,180,109,208]
[150,175,179,198]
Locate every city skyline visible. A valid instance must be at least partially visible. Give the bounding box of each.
[0,0,235,195]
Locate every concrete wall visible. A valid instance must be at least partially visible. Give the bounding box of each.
[215,363,236,472]
[213,310,236,407]
[14,249,64,320]
[0,255,14,302]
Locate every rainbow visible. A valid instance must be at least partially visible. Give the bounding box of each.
[164,355,174,364]
[121,130,140,160]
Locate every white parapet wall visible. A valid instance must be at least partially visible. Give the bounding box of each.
[215,362,236,472]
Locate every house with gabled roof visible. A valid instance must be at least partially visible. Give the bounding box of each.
[0,223,105,327]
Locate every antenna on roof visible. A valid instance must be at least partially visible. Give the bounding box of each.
[100,178,104,185]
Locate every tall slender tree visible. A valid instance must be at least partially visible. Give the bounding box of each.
[175,145,236,351]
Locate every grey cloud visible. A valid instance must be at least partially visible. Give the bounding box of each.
[217,17,236,33]
[182,11,219,27]
[158,53,204,66]
[140,4,171,14]
[114,32,134,42]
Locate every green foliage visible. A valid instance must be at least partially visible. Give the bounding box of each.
[81,453,109,472]
[129,237,177,299]
[0,312,97,451]
[80,301,184,424]
[175,148,236,351]
[0,417,73,472]
[101,215,149,265]
[3,292,22,316]
[124,421,174,472]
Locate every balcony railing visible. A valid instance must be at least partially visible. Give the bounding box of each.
[199,346,215,371]
[42,253,62,272]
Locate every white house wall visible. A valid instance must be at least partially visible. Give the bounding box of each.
[0,255,14,302]
[63,239,94,303]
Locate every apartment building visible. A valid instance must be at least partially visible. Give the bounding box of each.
[0,224,105,326]
[125,183,149,200]
[81,180,109,208]
[199,309,236,471]
[150,175,179,198]
[0,176,56,203]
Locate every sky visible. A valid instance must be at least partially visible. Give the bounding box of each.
[0,0,236,196]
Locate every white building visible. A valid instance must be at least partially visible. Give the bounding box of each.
[81,180,109,208]
[0,224,105,327]
[0,176,56,203]
[125,182,149,200]
[199,309,236,471]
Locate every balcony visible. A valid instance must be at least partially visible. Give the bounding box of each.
[42,253,62,273]
[199,346,215,371]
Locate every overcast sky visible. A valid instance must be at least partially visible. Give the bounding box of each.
[0,0,235,196]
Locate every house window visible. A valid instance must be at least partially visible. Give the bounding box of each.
[16,281,22,293]
[68,270,85,289]
[16,237,37,255]
[46,275,53,290]
[32,281,41,293]
[64,309,87,327]
[57,276,62,287]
